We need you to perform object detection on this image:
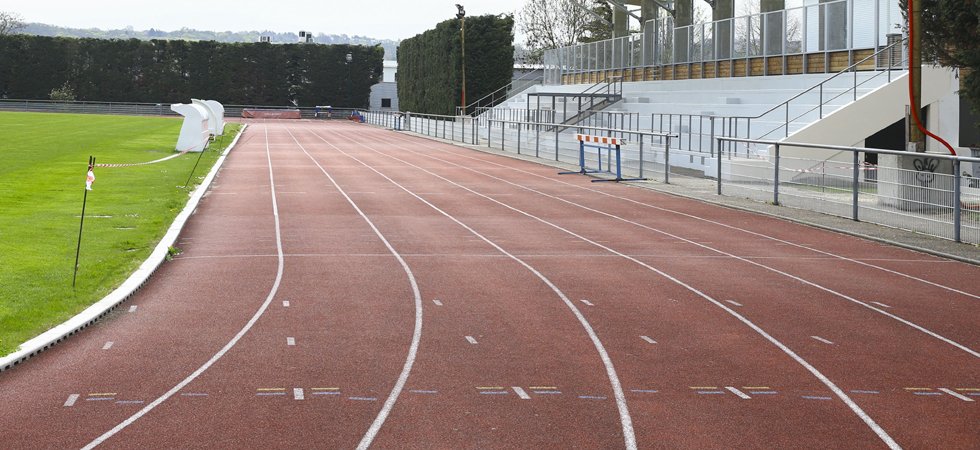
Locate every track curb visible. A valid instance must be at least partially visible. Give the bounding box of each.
[0,124,249,373]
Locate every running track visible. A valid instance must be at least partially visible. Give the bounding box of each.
[0,120,977,449]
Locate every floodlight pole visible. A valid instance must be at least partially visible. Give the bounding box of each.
[346,52,353,109]
[456,4,466,115]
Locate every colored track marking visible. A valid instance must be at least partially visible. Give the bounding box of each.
[640,336,657,344]
[938,388,974,402]
[725,387,752,399]
[870,302,891,308]
[810,336,834,345]
[512,387,531,400]
[465,336,478,344]
[64,394,80,407]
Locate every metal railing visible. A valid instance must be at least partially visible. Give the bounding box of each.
[456,69,543,116]
[0,98,361,119]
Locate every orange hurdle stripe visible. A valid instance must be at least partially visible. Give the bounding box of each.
[575,134,626,146]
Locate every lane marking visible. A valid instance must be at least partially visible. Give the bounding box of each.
[725,300,743,307]
[102,342,114,350]
[349,397,378,401]
[389,136,979,361]
[86,397,115,401]
[409,390,438,394]
[256,392,287,396]
[331,133,637,450]
[257,388,286,392]
[432,299,443,306]
[89,393,117,397]
[363,135,896,450]
[64,394,80,407]
[696,391,726,395]
[802,395,833,400]
[630,389,659,394]
[477,387,505,390]
[581,299,595,306]
[512,387,531,400]
[465,336,478,345]
[479,391,509,395]
[640,335,657,344]
[83,124,288,450]
[283,300,290,307]
[913,392,942,396]
[690,386,718,389]
[287,337,296,346]
[743,386,770,389]
[810,336,834,345]
[870,302,891,308]
[938,388,974,402]
[748,391,778,395]
[533,390,562,395]
[530,386,557,390]
[179,393,208,397]
[725,387,752,399]
[292,127,424,450]
[850,390,880,394]
[128,305,137,313]
[956,388,980,391]
[904,387,931,391]
[579,395,607,400]
[312,387,340,391]
[115,400,144,405]
[293,388,305,400]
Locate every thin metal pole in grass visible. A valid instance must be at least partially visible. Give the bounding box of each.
[73,156,94,289]
[183,145,208,188]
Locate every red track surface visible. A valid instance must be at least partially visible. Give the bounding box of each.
[1,120,977,449]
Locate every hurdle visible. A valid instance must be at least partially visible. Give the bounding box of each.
[559,134,647,182]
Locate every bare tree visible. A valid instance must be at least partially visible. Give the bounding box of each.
[518,0,594,63]
[0,11,26,36]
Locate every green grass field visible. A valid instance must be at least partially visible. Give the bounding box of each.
[0,112,241,356]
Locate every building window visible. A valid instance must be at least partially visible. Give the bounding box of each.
[381,98,392,108]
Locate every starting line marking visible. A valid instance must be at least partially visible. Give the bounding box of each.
[64,394,80,407]
[512,387,531,400]
[465,336,478,345]
[640,335,657,344]
[810,336,834,345]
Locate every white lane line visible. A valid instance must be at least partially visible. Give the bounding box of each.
[432,299,443,306]
[287,337,296,346]
[726,300,743,307]
[870,302,891,309]
[102,342,114,350]
[283,300,290,307]
[292,127,424,450]
[64,394,80,407]
[362,136,895,450]
[83,124,287,450]
[811,336,835,345]
[293,388,305,400]
[640,336,657,344]
[938,388,975,402]
[128,305,138,313]
[465,336,478,345]
[581,299,595,306]
[512,387,531,400]
[399,138,979,357]
[330,132,637,450]
[725,386,752,399]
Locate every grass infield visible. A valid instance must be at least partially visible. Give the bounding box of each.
[0,112,242,356]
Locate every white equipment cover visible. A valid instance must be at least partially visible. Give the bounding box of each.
[193,99,226,136]
[170,103,211,152]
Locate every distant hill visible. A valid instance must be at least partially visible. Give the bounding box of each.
[22,23,400,59]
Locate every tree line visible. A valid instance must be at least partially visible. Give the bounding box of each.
[0,34,384,107]
[397,14,514,115]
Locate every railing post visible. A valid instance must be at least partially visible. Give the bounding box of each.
[665,136,671,184]
[954,159,962,242]
[639,134,644,178]
[518,121,522,155]
[852,151,860,221]
[819,84,824,118]
[716,135,723,195]
[487,119,492,148]
[774,143,781,206]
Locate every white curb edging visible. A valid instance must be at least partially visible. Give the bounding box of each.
[0,124,249,373]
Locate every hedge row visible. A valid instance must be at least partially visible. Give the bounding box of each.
[397,15,514,115]
[0,35,383,107]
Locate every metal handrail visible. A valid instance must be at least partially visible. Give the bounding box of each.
[458,69,544,116]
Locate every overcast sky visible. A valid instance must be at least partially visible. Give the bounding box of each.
[7,0,528,40]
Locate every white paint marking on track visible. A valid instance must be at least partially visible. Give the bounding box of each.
[283,300,290,307]
[64,394,80,407]
[322,130,637,450]
[640,336,657,344]
[871,302,891,309]
[102,342,114,350]
[128,305,137,313]
[725,386,752,399]
[432,299,443,306]
[287,337,296,346]
[811,336,835,345]
[726,300,743,307]
[82,124,288,450]
[360,133,896,450]
[512,387,531,400]
[465,336,478,345]
[289,127,424,450]
[400,136,980,357]
[581,299,595,306]
[294,388,305,400]
[938,388,975,402]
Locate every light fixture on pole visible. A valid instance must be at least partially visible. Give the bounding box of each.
[456,4,466,115]
[345,52,353,108]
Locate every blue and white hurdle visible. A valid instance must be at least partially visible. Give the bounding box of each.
[559,134,646,183]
